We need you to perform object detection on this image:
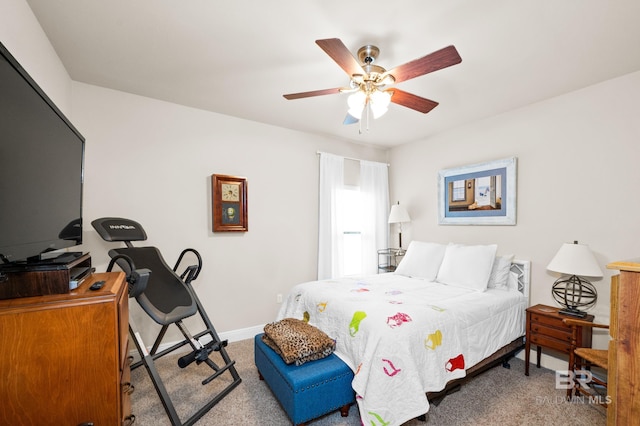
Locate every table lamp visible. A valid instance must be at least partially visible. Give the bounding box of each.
[388,202,411,249]
[546,241,602,317]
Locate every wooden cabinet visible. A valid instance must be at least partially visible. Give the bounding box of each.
[525,304,593,375]
[606,260,640,425]
[0,272,132,425]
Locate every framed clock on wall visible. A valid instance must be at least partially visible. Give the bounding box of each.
[212,174,248,232]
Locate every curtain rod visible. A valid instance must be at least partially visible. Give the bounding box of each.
[316,151,390,167]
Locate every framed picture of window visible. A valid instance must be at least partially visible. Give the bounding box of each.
[438,157,517,225]
[212,174,248,232]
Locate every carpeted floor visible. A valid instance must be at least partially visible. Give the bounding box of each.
[130,338,606,426]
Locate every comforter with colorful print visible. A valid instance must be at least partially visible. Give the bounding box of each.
[277,273,526,426]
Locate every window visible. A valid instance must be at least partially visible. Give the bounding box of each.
[318,153,389,279]
[452,180,465,201]
[339,186,362,275]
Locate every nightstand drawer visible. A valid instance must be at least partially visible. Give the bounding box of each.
[530,323,571,342]
[530,313,565,329]
[530,333,572,353]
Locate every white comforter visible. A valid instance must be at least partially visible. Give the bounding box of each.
[277,273,526,426]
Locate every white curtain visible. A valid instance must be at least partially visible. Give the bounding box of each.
[317,153,344,280]
[359,160,390,275]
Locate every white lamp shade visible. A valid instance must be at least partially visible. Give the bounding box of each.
[370,104,388,119]
[347,91,366,119]
[388,204,411,224]
[370,90,391,119]
[547,242,603,277]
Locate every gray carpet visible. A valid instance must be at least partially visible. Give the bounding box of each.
[130,338,606,426]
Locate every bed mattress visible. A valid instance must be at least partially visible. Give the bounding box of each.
[277,273,526,426]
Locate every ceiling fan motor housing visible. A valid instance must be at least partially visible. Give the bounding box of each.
[355,45,389,85]
[357,45,380,65]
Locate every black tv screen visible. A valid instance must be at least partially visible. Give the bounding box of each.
[0,42,85,266]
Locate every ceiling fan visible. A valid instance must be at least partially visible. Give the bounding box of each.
[283,38,462,124]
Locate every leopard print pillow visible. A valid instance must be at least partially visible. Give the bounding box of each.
[263,318,335,366]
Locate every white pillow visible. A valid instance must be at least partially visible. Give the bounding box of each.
[506,270,520,292]
[394,241,447,281]
[492,271,520,293]
[436,243,498,292]
[487,254,515,289]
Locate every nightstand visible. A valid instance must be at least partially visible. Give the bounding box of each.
[377,248,405,273]
[525,304,594,376]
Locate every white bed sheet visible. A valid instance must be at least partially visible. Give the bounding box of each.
[276,273,526,426]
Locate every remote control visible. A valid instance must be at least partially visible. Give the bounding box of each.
[89,280,105,291]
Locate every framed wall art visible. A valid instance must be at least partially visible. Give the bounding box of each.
[212,174,248,232]
[438,157,517,225]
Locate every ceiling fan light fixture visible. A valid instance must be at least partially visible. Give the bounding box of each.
[371,105,388,119]
[370,90,392,119]
[347,90,366,119]
[378,73,396,86]
[351,74,365,85]
[348,107,364,120]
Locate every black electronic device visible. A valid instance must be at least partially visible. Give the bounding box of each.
[89,280,106,291]
[0,42,85,267]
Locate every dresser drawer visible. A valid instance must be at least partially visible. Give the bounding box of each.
[118,289,130,366]
[121,350,134,425]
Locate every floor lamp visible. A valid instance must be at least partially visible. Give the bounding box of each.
[388,202,411,249]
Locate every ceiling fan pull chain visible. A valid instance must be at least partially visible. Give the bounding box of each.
[366,102,371,133]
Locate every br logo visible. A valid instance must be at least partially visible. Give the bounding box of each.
[555,370,594,389]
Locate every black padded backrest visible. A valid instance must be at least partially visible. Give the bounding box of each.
[110,247,197,325]
[92,217,147,242]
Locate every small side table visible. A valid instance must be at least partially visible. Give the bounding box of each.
[377,248,406,273]
[525,304,594,375]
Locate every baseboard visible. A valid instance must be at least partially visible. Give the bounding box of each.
[131,324,266,358]
[220,324,265,343]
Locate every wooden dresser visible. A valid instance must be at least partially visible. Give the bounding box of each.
[607,260,640,425]
[0,272,133,425]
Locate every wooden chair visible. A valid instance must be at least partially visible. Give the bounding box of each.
[563,318,609,407]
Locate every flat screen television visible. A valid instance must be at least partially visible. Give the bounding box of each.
[0,42,85,267]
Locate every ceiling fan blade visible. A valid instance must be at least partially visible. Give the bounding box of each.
[343,113,359,125]
[388,89,439,114]
[283,87,342,100]
[316,38,365,77]
[387,45,462,84]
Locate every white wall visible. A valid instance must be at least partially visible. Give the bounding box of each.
[389,70,640,369]
[72,83,389,340]
[0,0,73,115]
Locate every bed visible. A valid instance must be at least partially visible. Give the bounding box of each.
[276,241,530,426]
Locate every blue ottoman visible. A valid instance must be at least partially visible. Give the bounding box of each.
[254,333,355,426]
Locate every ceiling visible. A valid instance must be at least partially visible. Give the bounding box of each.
[26,0,640,148]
